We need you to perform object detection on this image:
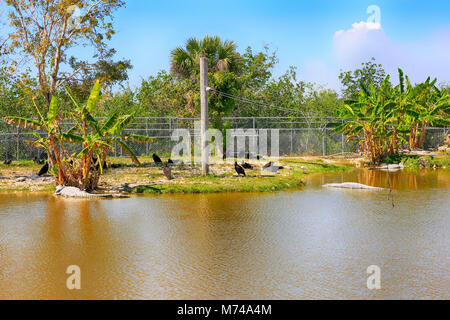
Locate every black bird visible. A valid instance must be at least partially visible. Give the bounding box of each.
[38,162,49,176]
[241,161,253,170]
[3,159,12,165]
[163,166,173,180]
[94,160,108,172]
[152,153,162,164]
[110,163,121,169]
[168,159,174,164]
[234,162,246,177]
[263,161,273,169]
[33,157,43,164]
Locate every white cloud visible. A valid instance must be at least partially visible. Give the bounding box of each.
[332,21,450,85]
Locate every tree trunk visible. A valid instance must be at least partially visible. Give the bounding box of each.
[416,122,429,150]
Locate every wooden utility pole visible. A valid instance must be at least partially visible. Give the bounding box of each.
[200,56,209,175]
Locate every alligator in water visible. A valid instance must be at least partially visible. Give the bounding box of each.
[323,183,385,190]
[369,163,405,171]
[54,186,129,198]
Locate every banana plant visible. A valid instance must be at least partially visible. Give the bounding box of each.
[64,80,155,190]
[3,96,74,185]
[336,69,450,162]
[405,78,450,149]
[336,77,396,164]
[4,80,155,191]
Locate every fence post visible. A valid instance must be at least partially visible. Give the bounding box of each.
[16,126,20,161]
[290,129,293,155]
[200,56,209,175]
[146,118,149,157]
[341,119,345,154]
[3,131,6,160]
[169,117,172,155]
[322,121,327,156]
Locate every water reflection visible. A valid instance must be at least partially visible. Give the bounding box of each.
[306,168,450,190]
[0,169,449,299]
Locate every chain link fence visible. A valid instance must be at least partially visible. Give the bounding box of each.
[0,117,448,160]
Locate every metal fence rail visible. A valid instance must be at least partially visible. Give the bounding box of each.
[0,117,448,160]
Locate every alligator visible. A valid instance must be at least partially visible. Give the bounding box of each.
[369,163,405,171]
[323,183,385,190]
[54,186,129,199]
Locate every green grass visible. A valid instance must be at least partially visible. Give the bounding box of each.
[130,159,351,195]
[384,154,450,168]
[0,160,42,169]
[0,157,351,194]
[132,173,306,194]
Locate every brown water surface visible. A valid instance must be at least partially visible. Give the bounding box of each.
[0,169,449,299]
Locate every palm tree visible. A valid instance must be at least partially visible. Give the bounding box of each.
[170,36,242,80]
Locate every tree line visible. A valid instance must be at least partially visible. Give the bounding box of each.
[0,1,449,170]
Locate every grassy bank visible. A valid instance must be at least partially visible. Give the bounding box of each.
[2,154,449,195]
[118,157,349,195]
[384,153,450,168]
[0,157,350,194]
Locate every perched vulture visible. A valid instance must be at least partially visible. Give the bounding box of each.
[234,162,246,177]
[152,153,163,164]
[38,162,49,176]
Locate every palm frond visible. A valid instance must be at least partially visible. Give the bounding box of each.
[109,114,135,135]
[63,85,81,110]
[48,96,59,124]
[86,80,101,112]
[100,110,120,136]
[117,140,141,166]
[3,117,44,130]
[120,133,156,143]
[60,133,84,143]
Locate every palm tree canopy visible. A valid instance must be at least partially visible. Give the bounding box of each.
[170,36,242,79]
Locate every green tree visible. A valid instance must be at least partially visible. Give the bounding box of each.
[65,49,133,102]
[339,58,387,99]
[4,0,125,108]
[0,64,37,118]
[135,70,197,118]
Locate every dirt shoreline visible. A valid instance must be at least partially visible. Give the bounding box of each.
[1,154,448,194]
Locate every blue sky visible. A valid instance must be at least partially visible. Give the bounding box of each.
[106,0,450,90]
[4,0,450,91]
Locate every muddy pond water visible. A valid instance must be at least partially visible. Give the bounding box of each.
[0,169,449,299]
